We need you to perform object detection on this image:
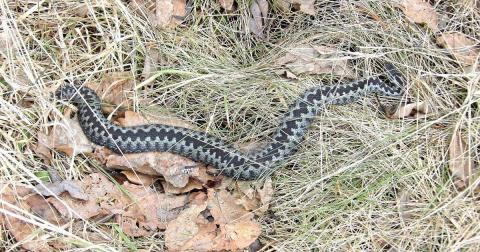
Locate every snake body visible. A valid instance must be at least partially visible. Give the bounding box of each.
[56,63,405,180]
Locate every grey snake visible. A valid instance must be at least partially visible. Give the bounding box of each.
[56,63,405,180]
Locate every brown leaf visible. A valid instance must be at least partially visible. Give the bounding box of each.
[234,178,273,214]
[70,3,90,17]
[165,192,211,251]
[118,110,199,130]
[35,180,88,200]
[257,177,273,213]
[0,185,65,251]
[286,0,316,15]
[165,190,261,251]
[115,182,188,236]
[46,173,189,236]
[399,0,438,30]
[121,170,156,186]
[47,173,118,219]
[36,118,95,157]
[436,32,480,66]
[155,0,187,29]
[218,0,235,12]
[106,150,202,188]
[141,45,166,79]
[207,189,262,250]
[388,101,430,119]
[130,0,189,29]
[448,130,480,191]
[276,45,354,78]
[33,132,53,161]
[248,0,269,38]
[85,71,134,109]
[275,0,291,13]
[162,180,203,194]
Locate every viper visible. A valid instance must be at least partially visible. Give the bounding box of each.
[56,63,405,180]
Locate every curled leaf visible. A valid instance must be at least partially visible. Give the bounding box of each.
[448,129,480,191]
[388,101,430,119]
[36,118,95,157]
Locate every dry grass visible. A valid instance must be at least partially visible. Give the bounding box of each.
[1,0,480,250]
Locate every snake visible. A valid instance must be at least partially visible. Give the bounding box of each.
[55,63,405,180]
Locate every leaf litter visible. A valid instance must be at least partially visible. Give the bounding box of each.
[26,79,273,250]
[398,0,439,30]
[275,45,355,79]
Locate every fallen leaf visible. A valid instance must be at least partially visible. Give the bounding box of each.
[36,118,95,157]
[257,177,274,213]
[33,132,52,161]
[275,0,292,13]
[207,189,262,250]
[448,129,480,191]
[130,0,185,29]
[118,110,200,130]
[218,0,235,12]
[47,173,119,219]
[70,3,90,17]
[399,0,438,30]
[46,173,189,236]
[155,0,187,28]
[162,180,203,194]
[276,45,354,78]
[106,149,202,188]
[35,180,88,200]
[286,0,315,15]
[85,71,134,109]
[436,32,480,66]
[121,170,156,186]
[165,190,261,251]
[115,182,188,236]
[165,192,211,251]
[234,178,273,214]
[248,0,269,38]
[388,101,430,119]
[141,45,166,79]
[0,185,65,251]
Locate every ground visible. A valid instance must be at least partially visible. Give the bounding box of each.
[1,0,480,251]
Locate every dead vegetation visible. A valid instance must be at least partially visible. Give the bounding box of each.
[0,0,479,251]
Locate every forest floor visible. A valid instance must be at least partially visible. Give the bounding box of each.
[1,0,480,251]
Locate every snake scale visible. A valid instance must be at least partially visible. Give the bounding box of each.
[56,63,405,180]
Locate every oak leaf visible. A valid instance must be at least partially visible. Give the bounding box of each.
[399,0,438,30]
[436,32,480,66]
